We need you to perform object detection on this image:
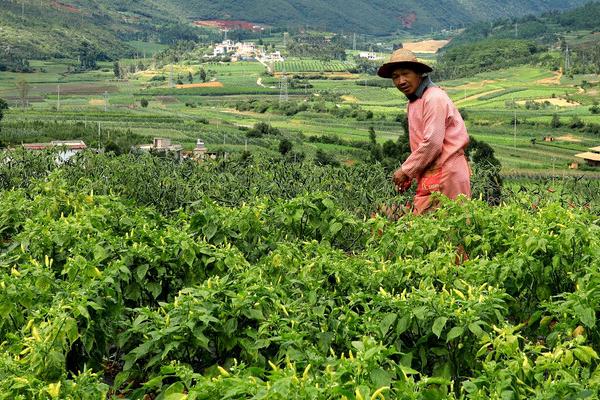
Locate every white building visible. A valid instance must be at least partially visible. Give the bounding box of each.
[260,51,284,63]
[358,52,381,61]
[212,40,261,60]
[213,40,237,57]
[235,42,257,58]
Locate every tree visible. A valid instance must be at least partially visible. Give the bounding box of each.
[279,138,293,155]
[78,41,98,71]
[140,99,149,108]
[0,97,8,120]
[104,140,123,155]
[199,68,207,83]
[551,113,561,128]
[466,137,503,205]
[188,71,193,84]
[15,79,29,108]
[314,149,340,167]
[368,126,376,144]
[113,61,121,79]
[247,122,280,138]
[0,97,8,138]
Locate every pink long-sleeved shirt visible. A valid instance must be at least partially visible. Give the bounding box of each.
[400,80,471,213]
[401,85,469,179]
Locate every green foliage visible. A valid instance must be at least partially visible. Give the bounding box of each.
[77,40,98,71]
[551,113,562,128]
[435,39,541,80]
[279,138,293,155]
[556,1,600,30]
[314,149,340,167]
[247,122,281,138]
[466,137,503,204]
[0,98,8,125]
[0,171,599,398]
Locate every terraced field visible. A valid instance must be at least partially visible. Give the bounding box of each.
[1,57,599,175]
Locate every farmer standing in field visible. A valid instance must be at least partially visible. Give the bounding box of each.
[378,49,471,215]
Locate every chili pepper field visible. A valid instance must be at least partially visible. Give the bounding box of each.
[1,153,599,399]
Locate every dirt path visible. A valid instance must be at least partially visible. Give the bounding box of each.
[402,39,450,53]
[256,77,276,89]
[536,70,562,85]
[257,58,273,74]
[454,88,504,104]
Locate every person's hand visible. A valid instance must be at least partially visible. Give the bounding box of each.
[392,168,412,192]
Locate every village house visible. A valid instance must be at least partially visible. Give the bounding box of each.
[22,140,87,162]
[138,138,183,159]
[212,40,237,57]
[212,40,258,60]
[575,145,600,168]
[261,51,285,62]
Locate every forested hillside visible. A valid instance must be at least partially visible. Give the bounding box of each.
[434,1,600,79]
[0,0,594,64]
[169,0,591,34]
[0,0,206,69]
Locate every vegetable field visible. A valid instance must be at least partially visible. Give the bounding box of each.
[1,153,600,399]
[274,60,355,73]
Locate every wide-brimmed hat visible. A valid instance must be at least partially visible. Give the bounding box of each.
[377,49,433,78]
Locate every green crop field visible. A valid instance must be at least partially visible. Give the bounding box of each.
[0,151,599,399]
[274,59,355,73]
[1,54,599,177]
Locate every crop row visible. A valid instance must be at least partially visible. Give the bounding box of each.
[274,60,355,73]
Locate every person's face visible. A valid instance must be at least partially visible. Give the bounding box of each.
[391,68,423,96]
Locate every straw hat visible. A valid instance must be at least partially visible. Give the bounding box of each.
[377,49,433,78]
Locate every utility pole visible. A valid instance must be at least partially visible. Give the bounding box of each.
[513,95,517,151]
[97,122,101,152]
[515,22,518,38]
[169,63,174,88]
[352,33,356,51]
[565,44,571,76]
[103,90,108,112]
[57,84,60,111]
[279,64,288,103]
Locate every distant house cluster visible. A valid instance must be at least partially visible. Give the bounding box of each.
[208,40,284,62]
[137,138,225,161]
[9,137,226,163]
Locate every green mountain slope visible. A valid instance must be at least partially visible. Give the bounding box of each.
[0,0,595,68]
[0,0,192,65]
[167,0,592,34]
